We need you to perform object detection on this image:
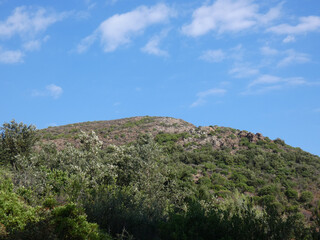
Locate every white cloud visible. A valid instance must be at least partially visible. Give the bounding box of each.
[0,6,65,39]
[243,85,283,95]
[200,44,244,64]
[79,4,175,53]
[200,49,225,62]
[258,3,283,24]
[0,6,67,63]
[249,75,308,87]
[76,34,97,53]
[191,88,226,107]
[259,46,310,67]
[248,74,282,87]
[260,46,278,56]
[190,98,206,108]
[23,40,41,51]
[243,74,310,95]
[84,0,96,9]
[283,35,295,43]
[23,35,49,51]
[141,37,168,57]
[229,65,259,78]
[46,84,63,99]
[0,47,23,63]
[277,49,310,67]
[141,30,169,57]
[286,77,309,86]
[197,88,226,97]
[32,84,63,99]
[182,0,281,37]
[268,16,320,35]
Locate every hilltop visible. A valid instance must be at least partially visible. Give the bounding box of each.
[39,116,285,152]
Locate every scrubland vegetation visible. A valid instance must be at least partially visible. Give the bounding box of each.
[1,118,320,239]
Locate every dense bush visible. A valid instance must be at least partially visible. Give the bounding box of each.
[160,200,312,240]
[0,174,38,235]
[0,120,38,169]
[299,191,313,203]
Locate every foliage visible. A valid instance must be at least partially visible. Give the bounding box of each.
[1,119,320,239]
[160,199,312,240]
[51,203,105,240]
[299,191,313,203]
[0,120,38,169]
[0,173,38,235]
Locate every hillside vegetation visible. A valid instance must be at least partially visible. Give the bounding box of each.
[1,116,320,239]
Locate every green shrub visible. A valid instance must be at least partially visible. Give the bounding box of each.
[240,137,250,146]
[258,185,278,196]
[0,176,37,234]
[299,191,313,203]
[274,138,285,146]
[52,203,104,240]
[85,186,161,240]
[285,188,298,200]
[0,120,38,169]
[155,132,189,144]
[159,200,310,240]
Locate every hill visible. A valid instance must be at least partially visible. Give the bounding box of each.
[39,116,277,151]
[38,116,320,213]
[38,116,320,202]
[1,117,320,239]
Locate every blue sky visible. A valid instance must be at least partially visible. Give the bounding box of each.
[1,0,320,156]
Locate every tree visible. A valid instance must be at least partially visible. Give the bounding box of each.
[0,120,38,169]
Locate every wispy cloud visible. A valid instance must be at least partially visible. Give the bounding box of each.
[229,65,259,78]
[200,49,226,62]
[191,88,226,107]
[141,30,169,57]
[260,46,278,56]
[84,0,96,10]
[277,49,310,67]
[200,44,244,64]
[78,4,175,53]
[268,16,320,35]
[182,0,281,37]
[23,40,41,51]
[243,74,315,95]
[0,47,23,63]
[283,35,295,43]
[22,35,50,52]
[248,74,283,87]
[0,6,65,39]
[76,34,97,53]
[0,6,67,63]
[32,84,63,99]
[259,46,310,67]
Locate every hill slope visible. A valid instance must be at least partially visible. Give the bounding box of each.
[38,115,320,207]
[1,116,320,239]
